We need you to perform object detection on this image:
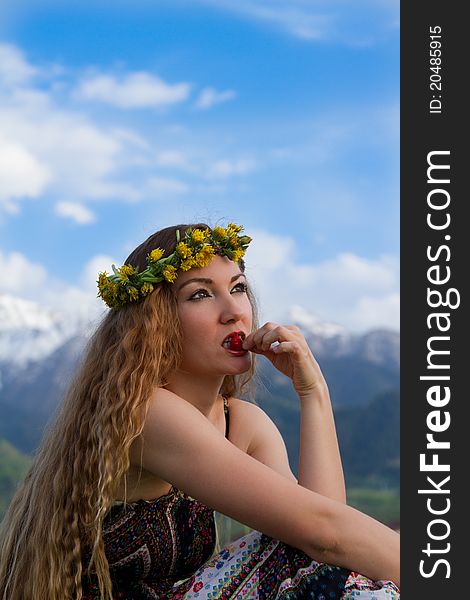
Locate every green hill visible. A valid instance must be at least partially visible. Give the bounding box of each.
[0,439,31,520]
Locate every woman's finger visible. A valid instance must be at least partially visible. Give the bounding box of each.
[247,322,277,348]
[261,327,292,351]
[246,323,301,351]
[243,323,271,349]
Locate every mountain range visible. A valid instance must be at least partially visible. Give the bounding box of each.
[0,293,399,490]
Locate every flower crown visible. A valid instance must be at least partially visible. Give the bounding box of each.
[97,223,252,309]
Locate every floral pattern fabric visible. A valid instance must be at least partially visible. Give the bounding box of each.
[167,527,400,599]
[82,487,217,599]
[82,488,399,599]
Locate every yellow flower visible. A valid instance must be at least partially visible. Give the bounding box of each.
[97,272,109,288]
[191,229,207,244]
[176,242,191,259]
[232,248,245,262]
[127,286,139,301]
[118,291,129,307]
[212,226,227,240]
[195,245,215,268]
[180,257,195,271]
[227,223,243,235]
[163,265,178,283]
[229,234,239,247]
[141,282,154,296]
[149,248,165,262]
[98,278,119,308]
[119,264,137,281]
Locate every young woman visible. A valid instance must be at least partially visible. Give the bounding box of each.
[0,223,400,599]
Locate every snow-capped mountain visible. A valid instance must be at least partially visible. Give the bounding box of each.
[287,304,399,368]
[288,305,350,339]
[0,294,93,372]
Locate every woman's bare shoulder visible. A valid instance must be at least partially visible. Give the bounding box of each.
[148,390,260,445]
[226,396,255,409]
[225,395,262,417]
[226,396,270,436]
[151,386,185,403]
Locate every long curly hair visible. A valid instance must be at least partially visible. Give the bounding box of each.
[0,223,260,600]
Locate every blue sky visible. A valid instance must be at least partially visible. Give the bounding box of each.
[0,0,399,332]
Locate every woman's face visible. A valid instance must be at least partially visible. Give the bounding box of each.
[174,255,253,377]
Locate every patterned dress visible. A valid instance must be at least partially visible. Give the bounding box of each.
[82,398,400,599]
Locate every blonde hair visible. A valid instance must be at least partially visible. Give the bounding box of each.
[0,223,259,600]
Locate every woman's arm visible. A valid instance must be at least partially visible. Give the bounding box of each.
[297,381,346,502]
[242,323,346,502]
[133,387,400,587]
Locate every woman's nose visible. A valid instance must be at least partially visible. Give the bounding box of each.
[220,294,245,324]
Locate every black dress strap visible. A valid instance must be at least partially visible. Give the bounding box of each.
[223,395,230,438]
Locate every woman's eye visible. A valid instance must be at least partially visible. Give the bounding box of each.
[188,283,247,301]
[189,289,211,301]
[232,282,248,293]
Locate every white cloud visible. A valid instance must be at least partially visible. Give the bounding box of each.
[154,150,258,183]
[0,250,48,293]
[195,87,237,110]
[155,150,193,170]
[197,1,330,40]
[0,43,37,87]
[55,201,96,225]
[205,158,256,179]
[0,44,255,215]
[146,176,189,195]
[245,229,295,270]
[351,293,400,331]
[245,228,399,332]
[0,136,52,212]
[0,248,112,321]
[80,254,117,291]
[288,252,398,291]
[75,71,191,109]
[193,0,398,44]
[0,64,144,211]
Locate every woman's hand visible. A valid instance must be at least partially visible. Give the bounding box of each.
[242,322,326,397]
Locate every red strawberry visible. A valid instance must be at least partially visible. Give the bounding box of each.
[229,332,243,351]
